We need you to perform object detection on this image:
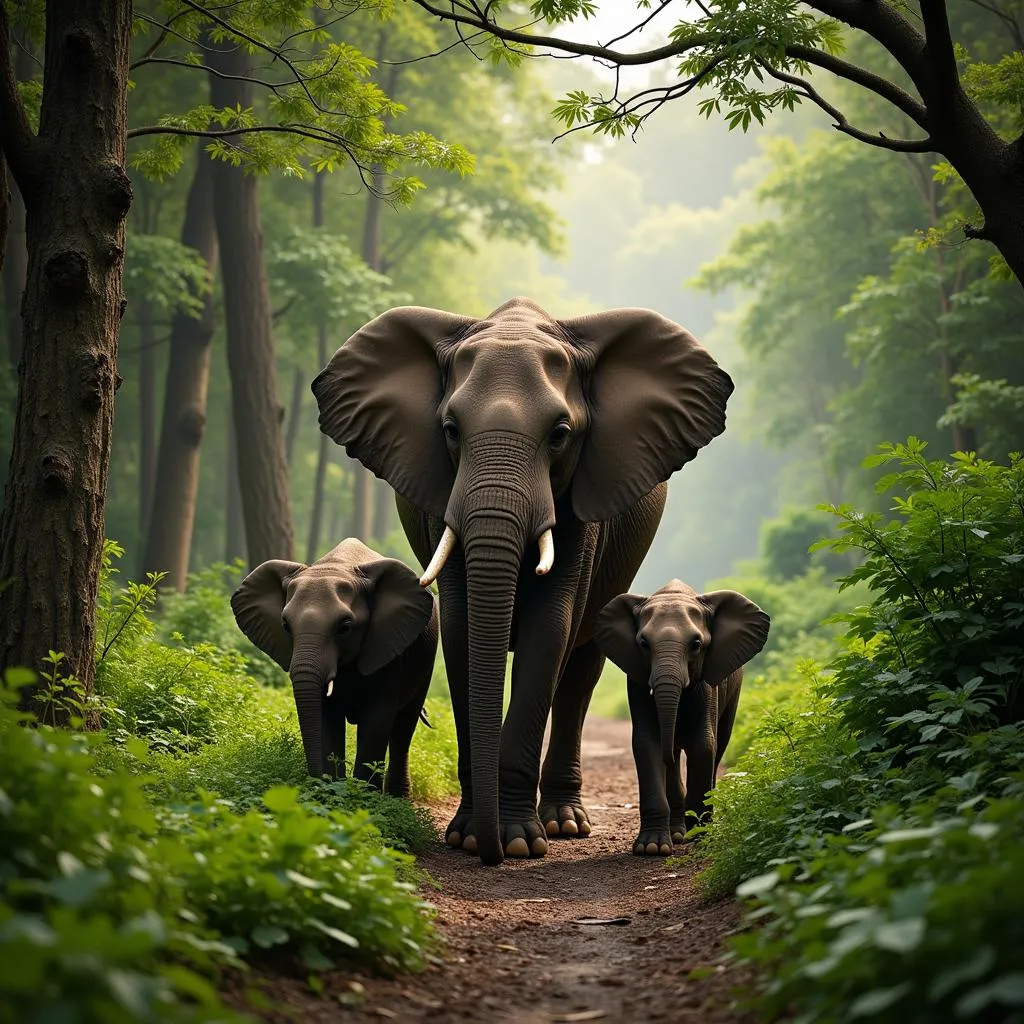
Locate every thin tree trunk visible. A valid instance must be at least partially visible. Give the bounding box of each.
[207,39,294,567]
[306,324,330,563]
[350,470,372,541]
[284,365,303,467]
[0,41,31,327]
[142,147,218,590]
[0,0,133,709]
[305,170,331,561]
[137,300,156,557]
[224,418,245,564]
[328,463,346,543]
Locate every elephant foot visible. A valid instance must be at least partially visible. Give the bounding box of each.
[538,799,592,839]
[633,828,673,857]
[669,815,687,845]
[500,818,549,859]
[445,810,548,858]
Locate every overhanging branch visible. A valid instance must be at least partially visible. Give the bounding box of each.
[761,63,934,154]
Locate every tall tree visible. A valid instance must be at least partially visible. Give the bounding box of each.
[0,0,133,704]
[206,35,294,566]
[409,0,1024,288]
[142,146,218,591]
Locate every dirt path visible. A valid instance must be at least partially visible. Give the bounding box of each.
[241,717,756,1024]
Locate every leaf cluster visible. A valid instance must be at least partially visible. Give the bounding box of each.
[698,439,1024,1023]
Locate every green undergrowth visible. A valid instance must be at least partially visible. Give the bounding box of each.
[697,440,1024,1024]
[0,544,461,1020]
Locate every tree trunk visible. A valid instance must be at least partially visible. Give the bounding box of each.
[207,39,294,567]
[305,325,330,563]
[137,300,156,558]
[0,0,133,710]
[224,418,246,564]
[142,147,218,590]
[350,469,372,541]
[1,146,25,372]
[284,365,303,466]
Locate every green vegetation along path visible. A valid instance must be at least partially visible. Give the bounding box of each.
[234,717,754,1023]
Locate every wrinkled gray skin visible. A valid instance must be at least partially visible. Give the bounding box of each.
[312,298,733,865]
[594,579,770,855]
[230,539,438,796]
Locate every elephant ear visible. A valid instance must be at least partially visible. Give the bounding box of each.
[700,590,771,686]
[311,306,476,518]
[561,308,734,522]
[230,560,306,671]
[357,558,435,676]
[593,593,649,681]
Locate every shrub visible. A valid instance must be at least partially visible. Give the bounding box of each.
[701,440,1024,1024]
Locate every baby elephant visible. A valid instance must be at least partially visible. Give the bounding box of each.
[231,538,438,796]
[594,579,770,855]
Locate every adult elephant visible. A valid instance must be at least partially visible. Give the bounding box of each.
[312,297,733,865]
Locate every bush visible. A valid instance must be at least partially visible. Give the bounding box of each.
[0,663,438,1023]
[701,440,1024,1024]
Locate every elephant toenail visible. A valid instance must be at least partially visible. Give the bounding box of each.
[545,820,561,836]
[579,821,592,836]
[462,835,478,853]
[561,820,579,835]
[530,836,549,856]
[645,842,659,855]
[506,837,530,857]
[447,831,462,847]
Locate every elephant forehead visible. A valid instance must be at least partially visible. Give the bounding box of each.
[451,335,573,387]
[288,568,358,601]
[643,594,706,634]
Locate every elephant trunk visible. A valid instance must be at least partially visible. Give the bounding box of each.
[650,654,685,768]
[289,640,331,777]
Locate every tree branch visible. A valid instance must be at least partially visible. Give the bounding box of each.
[761,63,934,154]
[409,0,709,64]
[0,1,42,197]
[787,44,929,129]
[919,0,960,103]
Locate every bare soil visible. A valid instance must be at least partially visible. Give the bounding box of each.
[229,717,758,1024]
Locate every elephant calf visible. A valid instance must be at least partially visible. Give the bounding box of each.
[231,538,438,797]
[594,579,770,855]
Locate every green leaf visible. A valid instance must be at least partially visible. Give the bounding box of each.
[873,918,925,953]
[849,984,911,1017]
[309,918,359,948]
[251,925,290,948]
[263,785,300,812]
[736,871,780,898]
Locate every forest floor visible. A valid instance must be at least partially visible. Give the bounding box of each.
[230,717,758,1024]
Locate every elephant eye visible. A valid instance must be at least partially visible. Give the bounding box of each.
[691,638,704,653]
[636,634,649,651]
[548,422,571,451]
[337,618,353,636]
[281,619,291,635]
[443,418,460,444]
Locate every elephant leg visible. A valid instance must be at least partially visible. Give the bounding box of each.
[666,751,687,844]
[322,690,346,780]
[385,643,434,799]
[627,681,671,856]
[713,675,742,776]
[538,640,604,839]
[353,703,394,792]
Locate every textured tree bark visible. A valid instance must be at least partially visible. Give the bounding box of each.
[142,148,218,590]
[207,39,294,566]
[306,170,330,561]
[224,418,246,564]
[0,154,9,281]
[0,0,133,709]
[137,299,156,556]
[284,365,304,466]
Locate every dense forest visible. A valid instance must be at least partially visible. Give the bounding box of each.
[1,1,1022,1022]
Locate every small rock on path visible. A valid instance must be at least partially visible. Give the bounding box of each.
[233,716,757,1024]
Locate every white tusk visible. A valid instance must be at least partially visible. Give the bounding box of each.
[419,526,458,587]
[326,679,335,698]
[535,529,555,575]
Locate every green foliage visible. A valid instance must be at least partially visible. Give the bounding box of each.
[124,234,211,320]
[699,440,1024,1023]
[757,507,848,582]
[153,561,286,689]
[128,2,473,192]
[0,670,245,1023]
